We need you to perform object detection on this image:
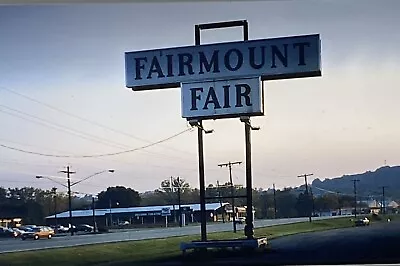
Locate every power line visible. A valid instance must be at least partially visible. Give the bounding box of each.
[0,108,127,150]
[0,104,130,150]
[0,105,196,161]
[0,86,195,156]
[0,128,193,158]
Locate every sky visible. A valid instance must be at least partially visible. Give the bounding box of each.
[0,0,399,196]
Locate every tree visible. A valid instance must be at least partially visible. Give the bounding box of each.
[96,186,141,208]
[275,188,298,218]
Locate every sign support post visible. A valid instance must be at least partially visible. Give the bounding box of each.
[194,20,250,242]
[241,116,259,239]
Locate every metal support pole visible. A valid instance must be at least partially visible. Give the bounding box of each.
[244,119,254,239]
[198,121,207,241]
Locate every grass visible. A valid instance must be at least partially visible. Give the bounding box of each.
[0,216,379,266]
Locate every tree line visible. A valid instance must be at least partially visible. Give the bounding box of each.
[0,177,361,225]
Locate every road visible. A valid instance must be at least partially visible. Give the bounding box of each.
[167,219,400,265]
[0,216,337,253]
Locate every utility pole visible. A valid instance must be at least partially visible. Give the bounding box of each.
[298,173,313,222]
[60,166,76,236]
[92,196,97,233]
[217,180,225,223]
[380,186,386,215]
[218,161,242,233]
[169,176,176,224]
[352,179,360,218]
[177,176,182,227]
[109,198,113,227]
[273,183,277,219]
[51,187,58,229]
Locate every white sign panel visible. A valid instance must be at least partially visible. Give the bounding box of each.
[125,34,321,91]
[161,207,171,216]
[181,77,263,120]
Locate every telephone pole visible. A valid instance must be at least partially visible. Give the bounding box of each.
[218,161,242,233]
[273,183,277,219]
[60,166,76,235]
[352,179,360,218]
[298,173,313,222]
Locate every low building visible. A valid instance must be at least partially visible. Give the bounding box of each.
[46,202,231,228]
[0,217,22,228]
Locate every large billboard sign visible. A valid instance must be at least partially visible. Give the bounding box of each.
[125,34,321,91]
[181,77,263,120]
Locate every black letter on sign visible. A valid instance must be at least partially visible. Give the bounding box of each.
[190,87,203,111]
[249,46,265,69]
[223,85,230,108]
[178,53,195,76]
[271,44,288,68]
[224,49,243,71]
[147,56,165,79]
[235,84,252,107]
[135,57,147,80]
[293,42,310,66]
[199,51,220,74]
[166,54,174,77]
[203,87,221,110]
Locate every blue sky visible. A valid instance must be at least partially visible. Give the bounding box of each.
[0,0,399,195]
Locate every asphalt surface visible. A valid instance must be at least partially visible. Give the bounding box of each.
[0,216,337,253]
[168,220,400,265]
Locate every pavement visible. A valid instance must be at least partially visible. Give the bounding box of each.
[0,216,337,253]
[164,219,400,265]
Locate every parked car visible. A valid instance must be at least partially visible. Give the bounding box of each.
[355,217,370,226]
[52,225,69,233]
[21,226,55,240]
[118,221,130,226]
[11,227,28,238]
[70,224,94,233]
[0,227,18,238]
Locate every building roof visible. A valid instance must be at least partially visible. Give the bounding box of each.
[46,202,229,219]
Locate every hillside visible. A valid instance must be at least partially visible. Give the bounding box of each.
[310,166,400,200]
